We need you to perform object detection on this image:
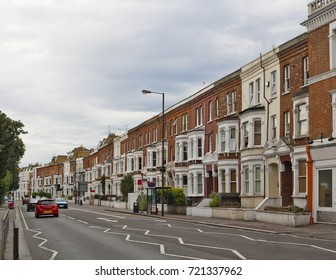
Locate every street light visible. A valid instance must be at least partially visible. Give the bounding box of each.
[142,89,165,216]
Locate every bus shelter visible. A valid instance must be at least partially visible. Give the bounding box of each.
[145,186,171,215]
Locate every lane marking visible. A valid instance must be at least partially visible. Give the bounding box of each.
[97,217,117,223]
[77,220,88,224]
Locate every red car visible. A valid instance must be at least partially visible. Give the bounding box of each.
[35,199,59,218]
[8,200,14,209]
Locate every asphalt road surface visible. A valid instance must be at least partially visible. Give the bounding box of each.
[19,204,336,260]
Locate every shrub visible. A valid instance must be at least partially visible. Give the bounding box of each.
[166,188,186,206]
[209,192,220,207]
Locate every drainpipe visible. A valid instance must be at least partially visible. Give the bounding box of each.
[260,54,271,199]
[305,145,314,224]
[260,53,271,140]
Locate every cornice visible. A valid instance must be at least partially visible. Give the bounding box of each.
[301,3,336,31]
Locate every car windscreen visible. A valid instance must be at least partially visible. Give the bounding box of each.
[40,200,54,205]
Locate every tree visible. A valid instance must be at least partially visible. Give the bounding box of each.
[0,110,27,204]
[120,174,134,202]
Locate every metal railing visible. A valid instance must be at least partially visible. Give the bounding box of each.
[0,209,9,260]
[308,0,336,15]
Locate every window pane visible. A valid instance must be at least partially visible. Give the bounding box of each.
[319,170,333,207]
[299,161,306,175]
[254,120,261,145]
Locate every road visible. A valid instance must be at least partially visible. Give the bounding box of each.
[18,204,336,260]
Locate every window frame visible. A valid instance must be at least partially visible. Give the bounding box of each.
[284,65,291,92]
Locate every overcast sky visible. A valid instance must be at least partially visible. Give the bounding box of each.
[1,0,310,167]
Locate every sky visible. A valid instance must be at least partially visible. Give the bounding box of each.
[0,0,311,167]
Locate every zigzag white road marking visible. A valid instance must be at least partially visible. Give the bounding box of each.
[19,204,58,260]
[89,225,202,260]
[29,228,58,260]
[143,230,246,260]
[192,227,336,254]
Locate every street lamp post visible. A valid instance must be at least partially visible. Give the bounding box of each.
[142,89,165,216]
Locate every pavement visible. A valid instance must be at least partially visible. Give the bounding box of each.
[1,201,336,260]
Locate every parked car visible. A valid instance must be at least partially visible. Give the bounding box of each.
[35,199,59,218]
[8,200,14,209]
[55,197,68,209]
[27,198,39,212]
[22,197,30,205]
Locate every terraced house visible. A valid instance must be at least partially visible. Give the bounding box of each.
[19,0,336,224]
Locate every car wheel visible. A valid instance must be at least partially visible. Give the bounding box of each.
[35,214,39,218]
[54,214,59,217]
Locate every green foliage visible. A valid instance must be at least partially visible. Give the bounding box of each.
[209,192,220,207]
[32,191,51,199]
[136,194,148,211]
[0,110,27,202]
[164,187,186,206]
[120,174,134,202]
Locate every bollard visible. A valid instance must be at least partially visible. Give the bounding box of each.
[13,220,19,260]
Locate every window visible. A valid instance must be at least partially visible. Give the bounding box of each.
[221,171,226,192]
[242,122,249,148]
[255,166,261,193]
[197,138,202,157]
[226,93,230,115]
[220,129,226,152]
[230,169,237,193]
[131,158,134,171]
[284,111,290,137]
[181,114,187,132]
[138,135,142,148]
[249,82,254,106]
[215,97,220,117]
[244,168,249,193]
[229,127,236,151]
[170,120,173,136]
[185,114,188,131]
[176,143,180,162]
[303,56,309,85]
[329,22,336,69]
[271,115,277,140]
[208,134,212,153]
[153,152,157,167]
[153,128,157,143]
[182,175,188,188]
[331,90,336,137]
[271,70,277,95]
[254,119,261,146]
[196,108,199,126]
[284,65,290,92]
[183,143,188,161]
[138,157,142,170]
[197,173,203,194]
[297,103,307,136]
[191,174,194,194]
[174,118,178,135]
[255,79,261,104]
[318,170,332,207]
[208,101,212,122]
[231,91,236,113]
[190,139,194,159]
[226,91,236,114]
[199,106,203,126]
[298,160,306,193]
